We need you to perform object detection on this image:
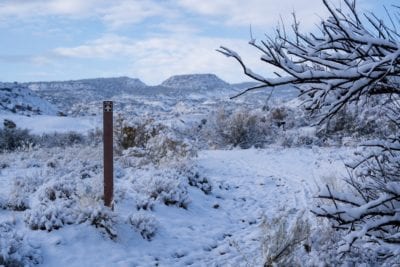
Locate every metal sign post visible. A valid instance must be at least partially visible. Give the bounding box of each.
[103,101,113,208]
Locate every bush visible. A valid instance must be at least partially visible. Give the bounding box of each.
[38,131,87,148]
[128,212,158,240]
[260,210,311,266]
[24,180,79,231]
[210,107,272,149]
[131,168,191,209]
[0,127,36,152]
[0,220,42,266]
[84,206,117,240]
[6,176,44,211]
[114,115,163,152]
[181,166,212,195]
[116,115,196,166]
[22,172,117,240]
[216,108,260,148]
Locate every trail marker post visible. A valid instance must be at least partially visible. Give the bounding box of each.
[103,101,113,208]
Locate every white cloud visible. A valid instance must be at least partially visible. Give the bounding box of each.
[53,35,135,58]
[53,33,276,84]
[0,0,178,29]
[99,1,176,29]
[0,0,98,18]
[177,0,345,30]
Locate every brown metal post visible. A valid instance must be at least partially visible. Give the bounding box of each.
[103,101,113,208]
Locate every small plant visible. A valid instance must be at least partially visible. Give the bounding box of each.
[24,181,78,231]
[0,220,42,266]
[212,107,271,149]
[261,210,311,266]
[38,131,86,148]
[181,166,212,195]
[128,212,158,240]
[6,176,43,211]
[132,168,191,209]
[116,115,196,166]
[0,126,36,152]
[84,206,117,240]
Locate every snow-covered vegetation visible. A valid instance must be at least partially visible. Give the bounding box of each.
[1,0,399,266]
[219,0,400,264]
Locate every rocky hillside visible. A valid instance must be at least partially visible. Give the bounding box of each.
[0,82,59,116]
[24,77,147,110]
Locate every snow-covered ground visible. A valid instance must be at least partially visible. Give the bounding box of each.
[0,114,101,134]
[0,144,354,266]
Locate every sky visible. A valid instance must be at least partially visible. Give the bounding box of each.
[0,0,396,85]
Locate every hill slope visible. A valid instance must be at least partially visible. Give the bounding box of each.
[0,82,58,116]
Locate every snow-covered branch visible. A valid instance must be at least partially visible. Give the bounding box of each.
[219,0,400,122]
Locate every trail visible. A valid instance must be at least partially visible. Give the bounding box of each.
[175,147,352,266]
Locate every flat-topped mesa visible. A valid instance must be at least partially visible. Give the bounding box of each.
[161,74,231,91]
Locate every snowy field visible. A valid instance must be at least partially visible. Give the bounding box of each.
[0,143,354,266]
[0,114,101,134]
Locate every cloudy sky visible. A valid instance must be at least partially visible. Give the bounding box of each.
[0,0,395,84]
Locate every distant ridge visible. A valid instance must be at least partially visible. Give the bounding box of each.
[161,74,231,90]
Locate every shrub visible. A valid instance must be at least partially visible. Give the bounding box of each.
[216,108,258,148]
[128,212,158,240]
[84,206,117,240]
[0,127,36,152]
[114,115,163,152]
[180,166,212,195]
[24,180,79,231]
[23,174,117,240]
[116,115,196,166]
[38,131,86,148]
[132,168,191,209]
[260,210,311,266]
[0,220,42,266]
[211,107,272,149]
[6,176,43,211]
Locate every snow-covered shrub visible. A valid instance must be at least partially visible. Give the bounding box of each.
[134,195,155,211]
[0,220,42,266]
[83,205,117,240]
[209,107,273,149]
[215,108,263,148]
[269,106,287,123]
[6,176,43,211]
[24,180,79,231]
[114,115,163,152]
[117,116,196,166]
[128,212,158,240]
[201,103,310,149]
[132,168,191,209]
[316,100,397,144]
[260,210,311,266]
[278,127,321,148]
[0,127,36,152]
[38,131,86,148]
[145,133,195,165]
[180,166,212,195]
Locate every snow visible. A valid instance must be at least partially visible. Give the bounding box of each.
[0,114,101,134]
[0,143,353,266]
[1,73,396,265]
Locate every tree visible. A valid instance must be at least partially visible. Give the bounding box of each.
[219,0,400,259]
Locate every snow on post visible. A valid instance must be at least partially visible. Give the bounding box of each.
[103,101,113,208]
